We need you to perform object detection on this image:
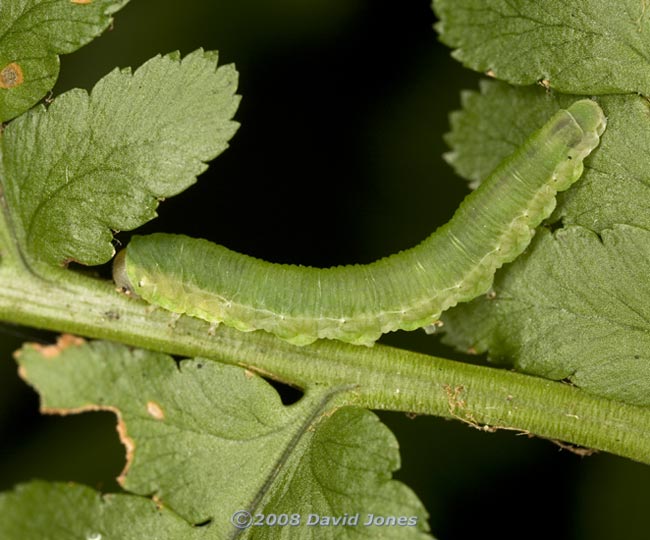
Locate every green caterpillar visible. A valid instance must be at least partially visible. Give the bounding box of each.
[113,100,606,346]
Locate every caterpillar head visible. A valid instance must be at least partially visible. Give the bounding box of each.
[112,249,138,296]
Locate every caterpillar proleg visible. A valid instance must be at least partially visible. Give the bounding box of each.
[114,100,606,346]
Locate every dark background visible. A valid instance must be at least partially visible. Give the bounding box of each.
[1,1,649,538]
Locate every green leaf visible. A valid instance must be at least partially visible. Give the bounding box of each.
[0,0,129,122]
[445,80,650,233]
[442,225,650,407]
[15,338,432,538]
[0,481,207,540]
[0,50,240,266]
[433,0,650,94]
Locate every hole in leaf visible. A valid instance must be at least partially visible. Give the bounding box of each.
[547,218,564,233]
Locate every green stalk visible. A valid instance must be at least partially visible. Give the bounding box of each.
[1,264,649,464]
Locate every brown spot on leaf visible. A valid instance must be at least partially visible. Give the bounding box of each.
[116,410,136,484]
[17,364,28,381]
[14,334,85,360]
[146,401,165,420]
[0,63,24,89]
[71,0,92,4]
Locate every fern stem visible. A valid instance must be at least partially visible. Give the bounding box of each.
[1,266,648,464]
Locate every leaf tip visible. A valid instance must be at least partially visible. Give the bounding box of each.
[165,50,182,63]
